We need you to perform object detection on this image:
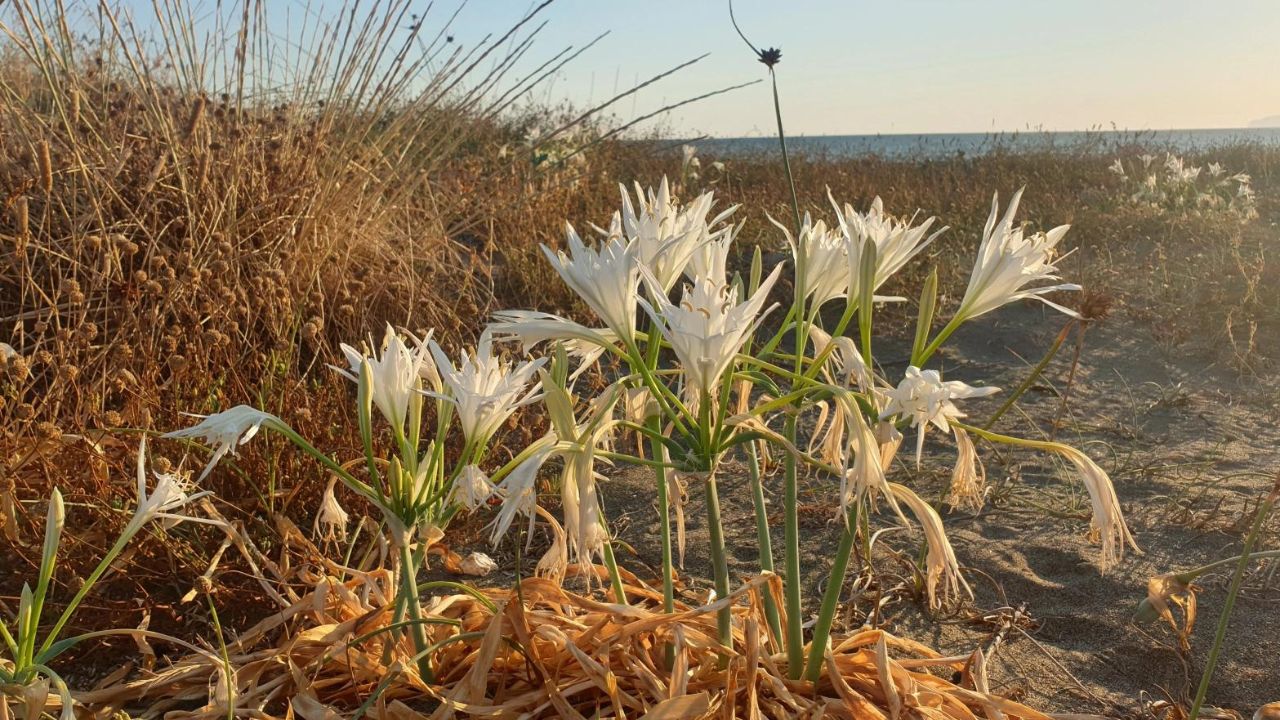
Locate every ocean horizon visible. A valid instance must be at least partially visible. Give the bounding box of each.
[691,126,1280,159]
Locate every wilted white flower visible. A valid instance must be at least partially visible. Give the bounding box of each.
[954,189,1080,322]
[1048,443,1139,571]
[830,193,945,302]
[428,333,545,448]
[129,437,211,532]
[615,177,733,291]
[452,464,499,511]
[542,224,641,342]
[946,427,987,511]
[774,213,848,308]
[487,309,617,377]
[313,478,350,542]
[838,398,896,519]
[888,483,972,608]
[332,324,436,433]
[459,551,499,577]
[807,325,872,392]
[640,264,784,397]
[880,367,999,465]
[489,440,555,545]
[163,405,286,480]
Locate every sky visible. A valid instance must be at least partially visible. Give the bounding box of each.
[435,0,1280,137]
[42,0,1280,137]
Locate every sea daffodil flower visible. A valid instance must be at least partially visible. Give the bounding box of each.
[954,189,1079,321]
[428,333,545,449]
[163,405,286,480]
[880,366,999,465]
[640,264,784,398]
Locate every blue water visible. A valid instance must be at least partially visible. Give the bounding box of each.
[694,127,1280,160]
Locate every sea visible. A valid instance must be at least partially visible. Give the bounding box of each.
[692,127,1280,160]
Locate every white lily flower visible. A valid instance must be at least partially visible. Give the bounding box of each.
[314,478,350,542]
[684,224,737,287]
[888,483,972,608]
[954,189,1080,322]
[774,213,848,308]
[428,332,545,448]
[541,224,640,341]
[1047,443,1140,571]
[1109,158,1126,176]
[640,263,784,398]
[616,177,733,291]
[332,324,435,433]
[163,405,286,480]
[830,193,945,302]
[129,437,212,532]
[1207,162,1224,177]
[489,440,555,545]
[452,464,499,511]
[487,309,616,378]
[879,367,999,465]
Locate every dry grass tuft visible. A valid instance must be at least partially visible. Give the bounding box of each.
[56,570,1055,719]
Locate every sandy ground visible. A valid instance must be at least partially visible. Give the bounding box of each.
[579,303,1280,717]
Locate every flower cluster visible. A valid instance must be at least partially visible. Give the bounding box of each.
[1111,152,1257,220]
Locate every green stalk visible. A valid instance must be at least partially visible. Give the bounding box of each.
[599,511,628,605]
[1188,483,1278,720]
[803,501,860,682]
[651,421,675,617]
[916,314,965,368]
[782,415,804,678]
[397,539,433,682]
[745,441,784,646]
[981,320,1073,430]
[37,524,136,657]
[704,471,732,648]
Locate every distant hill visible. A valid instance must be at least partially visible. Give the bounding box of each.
[1249,115,1280,128]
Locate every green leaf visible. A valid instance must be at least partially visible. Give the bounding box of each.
[911,268,938,366]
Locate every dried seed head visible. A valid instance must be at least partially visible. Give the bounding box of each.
[36,421,62,443]
[15,403,35,420]
[103,410,123,426]
[86,234,103,251]
[37,140,53,192]
[14,197,29,240]
[168,355,188,372]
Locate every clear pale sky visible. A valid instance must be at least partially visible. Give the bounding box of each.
[437,0,1280,137]
[54,1,1280,137]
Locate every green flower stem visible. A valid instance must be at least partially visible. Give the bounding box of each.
[397,539,434,682]
[982,320,1074,430]
[915,314,965,368]
[651,419,676,617]
[803,501,860,682]
[1189,484,1278,720]
[703,471,733,648]
[782,414,804,678]
[599,511,628,605]
[36,525,136,659]
[745,441,784,647]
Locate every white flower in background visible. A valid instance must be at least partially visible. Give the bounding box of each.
[616,177,734,291]
[314,478,350,542]
[332,324,436,433]
[428,333,545,448]
[541,224,640,341]
[1048,443,1139,571]
[640,264,784,397]
[489,440,555,545]
[829,193,945,303]
[954,189,1080,322]
[452,464,499,511]
[680,144,701,179]
[459,552,498,576]
[774,213,848,308]
[880,366,999,465]
[1140,153,1156,169]
[888,483,972,608]
[163,405,286,480]
[1207,162,1224,177]
[1108,158,1126,176]
[129,437,211,532]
